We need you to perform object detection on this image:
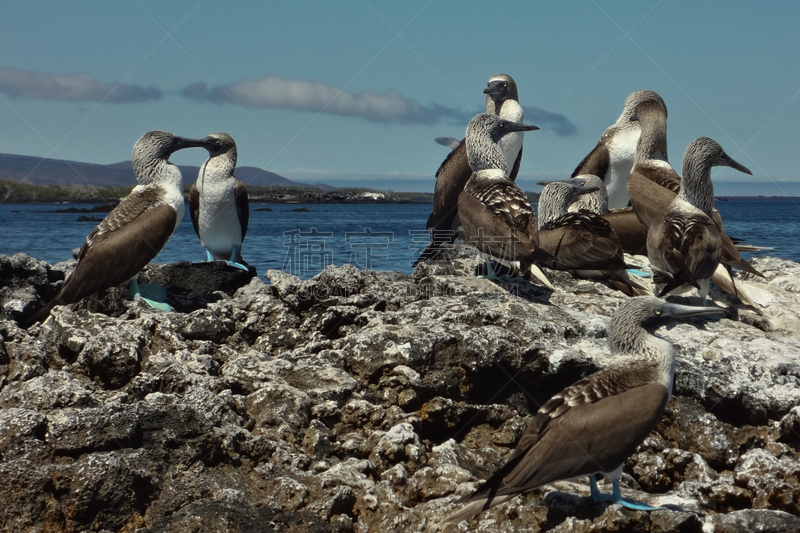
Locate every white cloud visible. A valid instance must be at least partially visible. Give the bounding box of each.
[0,67,162,103]
[182,76,466,125]
[183,75,578,136]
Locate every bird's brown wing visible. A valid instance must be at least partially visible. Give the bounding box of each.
[56,193,176,306]
[537,212,625,270]
[189,183,200,239]
[571,141,610,179]
[463,361,668,505]
[235,178,249,240]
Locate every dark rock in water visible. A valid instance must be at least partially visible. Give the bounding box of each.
[253,207,273,212]
[1,248,799,531]
[76,215,103,222]
[51,204,118,214]
[291,207,312,212]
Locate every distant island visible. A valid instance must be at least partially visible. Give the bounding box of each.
[0,152,435,204]
[0,179,434,204]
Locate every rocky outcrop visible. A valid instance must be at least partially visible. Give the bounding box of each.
[1,247,799,532]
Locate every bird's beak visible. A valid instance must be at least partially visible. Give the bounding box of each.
[718,152,753,176]
[508,122,540,133]
[656,302,727,320]
[573,185,601,196]
[170,136,218,154]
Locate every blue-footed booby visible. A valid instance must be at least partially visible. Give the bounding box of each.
[572,90,665,209]
[28,131,214,324]
[189,132,250,270]
[567,174,608,214]
[443,296,725,525]
[457,113,550,286]
[413,74,525,267]
[534,178,651,296]
[627,99,764,312]
[648,137,752,303]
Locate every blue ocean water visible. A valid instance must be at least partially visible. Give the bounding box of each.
[1,200,798,279]
[0,202,432,279]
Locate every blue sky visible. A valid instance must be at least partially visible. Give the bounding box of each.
[1,1,799,195]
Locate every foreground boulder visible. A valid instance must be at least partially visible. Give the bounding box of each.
[0,249,799,532]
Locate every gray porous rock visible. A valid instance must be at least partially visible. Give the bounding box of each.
[0,248,799,532]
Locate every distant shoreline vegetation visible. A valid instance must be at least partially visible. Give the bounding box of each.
[0,180,435,204]
[1,180,797,204]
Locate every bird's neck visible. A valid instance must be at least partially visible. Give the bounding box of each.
[467,140,508,174]
[679,160,715,215]
[610,327,675,394]
[634,121,669,165]
[537,189,571,228]
[135,159,182,191]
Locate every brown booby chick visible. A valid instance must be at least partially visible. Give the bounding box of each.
[443,296,725,525]
[647,137,752,303]
[189,132,250,270]
[457,113,549,286]
[28,131,214,324]
[535,178,651,296]
[414,74,526,266]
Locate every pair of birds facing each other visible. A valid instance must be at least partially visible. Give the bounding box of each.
[443,295,726,525]
[414,73,526,267]
[28,131,248,325]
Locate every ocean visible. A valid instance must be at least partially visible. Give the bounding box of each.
[1,200,798,279]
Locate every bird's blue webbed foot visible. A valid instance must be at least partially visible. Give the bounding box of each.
[626,268,651,278]
[128,279,173,312]
[205,249,215,262]
[224,247,250,271]
[589,476,667,511]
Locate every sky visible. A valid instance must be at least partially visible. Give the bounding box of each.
[1,1,800,195]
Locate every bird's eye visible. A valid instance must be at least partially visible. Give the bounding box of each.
[630,114,639,122]
[654,309,661,315]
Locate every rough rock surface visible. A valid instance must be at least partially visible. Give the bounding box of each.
[1,245,799,532]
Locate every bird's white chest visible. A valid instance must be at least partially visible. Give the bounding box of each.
[605,128,640,208]
[161,184,185,232]
[498,102,524,176]
[196,179,242,252]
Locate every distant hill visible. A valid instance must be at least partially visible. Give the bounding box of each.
[0,153,318,189]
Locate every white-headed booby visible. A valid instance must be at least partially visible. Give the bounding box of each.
[189,132,250,270]
[28,130,214,324]
[443,296,725,525]
[647,137,752,303]
[414,74,525,266]
[572,90,665,209]
[457,113,549,286]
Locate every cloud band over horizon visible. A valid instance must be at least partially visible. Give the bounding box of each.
[0,67,162,103]
[182,75,577,135]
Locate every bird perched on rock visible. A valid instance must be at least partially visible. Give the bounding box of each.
[414,74,526,267]
[647,137,752,303]
[189,132,250,271]
[27,130,214,324]
[627,98,764,312]
[457,113,550,286]
[534,178,651,296]
[572,90,665,209]
[443,296,725,525]
[567,174,608,214]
